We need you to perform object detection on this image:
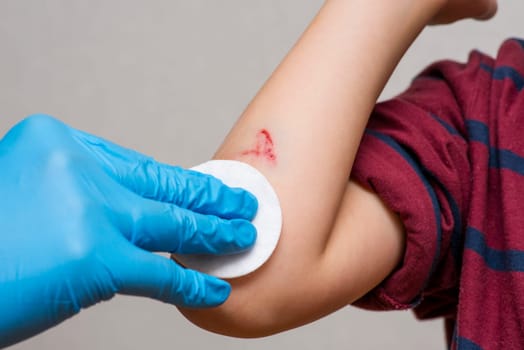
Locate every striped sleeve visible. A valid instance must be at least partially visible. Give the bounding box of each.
[351,55,476,316]
[352,38,524,349]
[451,39,524,349]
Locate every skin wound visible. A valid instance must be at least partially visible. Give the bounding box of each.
[241,129,277,164]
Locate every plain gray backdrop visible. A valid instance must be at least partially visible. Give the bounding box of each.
[1,1,522,349]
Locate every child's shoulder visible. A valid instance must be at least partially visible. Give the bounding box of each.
[483,38,524,90]
[495,37,524,61]
[400,38,524,119]
[416,38,524,84]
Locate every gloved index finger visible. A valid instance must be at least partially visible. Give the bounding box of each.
[122,196,257,255]
[72,128,258,220]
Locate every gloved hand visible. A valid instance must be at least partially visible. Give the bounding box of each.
[0,114,257,347]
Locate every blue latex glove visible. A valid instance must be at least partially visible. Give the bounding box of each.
[0,115,258,347]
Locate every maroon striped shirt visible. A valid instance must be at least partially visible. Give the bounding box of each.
[352,38,524,349]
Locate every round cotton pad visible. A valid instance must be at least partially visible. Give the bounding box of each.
[174,160,282,279]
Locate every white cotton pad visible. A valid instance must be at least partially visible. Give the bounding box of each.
[174,160,282,279]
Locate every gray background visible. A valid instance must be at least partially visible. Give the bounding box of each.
[1,1,522,349]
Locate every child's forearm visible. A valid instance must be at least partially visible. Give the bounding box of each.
[216,0,441,225]
[181,0,443,336]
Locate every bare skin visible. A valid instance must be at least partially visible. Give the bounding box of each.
[177,0,498,338]
[430,0,497,24]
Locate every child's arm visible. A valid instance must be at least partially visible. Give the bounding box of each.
[178,0,461,337]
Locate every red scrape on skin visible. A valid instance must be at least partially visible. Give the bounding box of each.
[240,129,277,164]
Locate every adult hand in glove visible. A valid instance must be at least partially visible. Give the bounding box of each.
[0,114,257,347]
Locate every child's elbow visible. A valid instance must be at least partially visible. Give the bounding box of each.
[178,299,285,338]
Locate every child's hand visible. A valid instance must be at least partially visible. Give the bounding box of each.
[430,0,497,24]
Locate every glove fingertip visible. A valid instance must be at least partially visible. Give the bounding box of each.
[199,275,231,308]
[229,187,258,221]
[243,190,259,221]
[231,219,257,251]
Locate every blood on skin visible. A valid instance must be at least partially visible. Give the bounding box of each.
[241,129,277,164]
